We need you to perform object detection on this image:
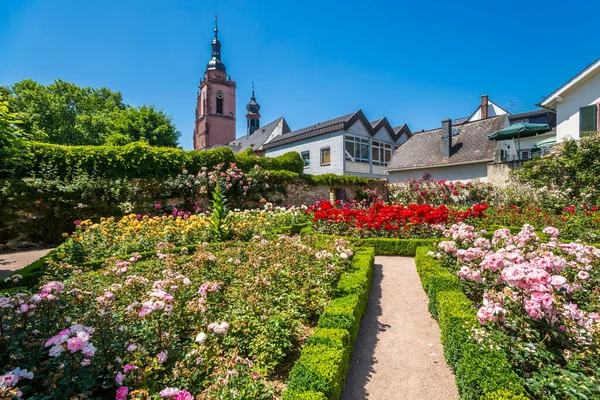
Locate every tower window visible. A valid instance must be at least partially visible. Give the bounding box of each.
[216,91,224,114]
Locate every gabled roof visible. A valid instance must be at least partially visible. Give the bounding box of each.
[370,117,396,141]
[508,109,553,120]
[228,117,291,152]
[540,58,600,109]
[386,115,507,172]
[263,110,409,150]
[467,100,510,122]
[392,123,413,142]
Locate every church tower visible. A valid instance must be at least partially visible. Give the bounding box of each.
[194,16,236,150]
[245,82,261,136]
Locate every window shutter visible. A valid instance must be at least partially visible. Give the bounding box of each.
[579,104,597,136]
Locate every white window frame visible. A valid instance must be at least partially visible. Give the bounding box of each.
[345,134,370,163]
[372,140,393,166]
[300,150,310,168]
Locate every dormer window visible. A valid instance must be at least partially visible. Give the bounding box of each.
[216,91,224,114]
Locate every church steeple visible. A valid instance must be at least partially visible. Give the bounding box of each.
[206,15,226,73]
[246,82,261,136]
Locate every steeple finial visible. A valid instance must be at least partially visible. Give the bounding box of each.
[251,81,255,99]
[214,14,218,38]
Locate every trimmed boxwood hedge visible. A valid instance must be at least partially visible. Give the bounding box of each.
[414,247,528,399]
[10,141,305,180]
[283,247,375,400]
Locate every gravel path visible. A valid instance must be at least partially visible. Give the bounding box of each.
[342,256,459,400]
[0,249,54,278]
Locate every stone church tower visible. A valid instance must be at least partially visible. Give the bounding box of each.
[194,17,236,150]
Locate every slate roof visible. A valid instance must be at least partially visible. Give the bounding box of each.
[508,109,552,120]
[453,117,469,126]
[386,115,506,171]
[228,117,291,152]
[263,111,360,149]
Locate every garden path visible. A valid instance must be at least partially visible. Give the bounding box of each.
[342,256,458,400]
[0,249,53,278]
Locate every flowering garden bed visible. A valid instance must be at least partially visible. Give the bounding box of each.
[0,236,356,398]
[420,223,600,399]
[309,200,488,239]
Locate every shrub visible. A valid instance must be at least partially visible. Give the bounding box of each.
[414,247,527,399]
[284,246,374,400]
[9,141,305,180]
[0,236,354,398]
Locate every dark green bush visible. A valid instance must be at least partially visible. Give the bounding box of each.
[236,149,304,174]
[284,247,375,399]
[9,141,307,180]
[360,237,438,255]
[414,247,528,399]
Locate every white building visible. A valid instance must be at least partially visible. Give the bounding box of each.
[263,110,411,178]
[540,58,600,142]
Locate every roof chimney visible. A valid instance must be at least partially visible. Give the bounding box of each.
[481,94,489,119]
[442,118,452,158]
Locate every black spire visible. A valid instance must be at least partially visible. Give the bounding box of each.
[206,15,226,73]
[246,82,261,135]
[246,82,260,114]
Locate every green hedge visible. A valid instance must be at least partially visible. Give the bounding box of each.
[267,170,378,187]
[237,150,304,174]
[284,247,375,400]
[414,247,528,399]
[11,141,305,179]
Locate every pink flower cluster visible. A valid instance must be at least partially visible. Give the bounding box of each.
[45,324,96,358]
[137,289,174,317]
[0,368,33,390]
[159,387,194,399]
[197,281,221,297]
[440,224,600,334]
[208,321,229,334]
[38,281,65,301]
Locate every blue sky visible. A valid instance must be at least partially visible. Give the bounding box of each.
[1,0,598,149]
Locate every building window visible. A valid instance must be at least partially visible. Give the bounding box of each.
[345,134,370,163]
[372,140,393,166]
[519,149,531,160]
[579,104,598,136]
[452,127,461,136]
[216,91,224,114]
[301,151,310,167]
[511,118,529,125]
[320,147,331,166]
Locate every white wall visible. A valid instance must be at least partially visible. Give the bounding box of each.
[388,162,489,183]
[469,102,509,121]
[264,131,345,175]
[497,131,555,159]
[373,127,395,142]
[556,70,600,141]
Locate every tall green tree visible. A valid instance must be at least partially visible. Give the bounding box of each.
[0,94,32,174]
[1,79,180,147]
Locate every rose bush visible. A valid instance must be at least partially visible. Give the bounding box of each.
[0,236,354,398]
[435,223,600,398]
[309,200,488,238]
[388,177,495,206]
[56,205,309,263]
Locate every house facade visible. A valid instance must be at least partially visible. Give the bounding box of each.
[386,115,508,183]
[263,110,411,178]
[540,58,600,142]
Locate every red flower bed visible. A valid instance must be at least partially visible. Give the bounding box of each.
[308,201,487,238]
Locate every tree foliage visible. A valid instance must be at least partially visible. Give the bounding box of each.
[514,136,600,205]
[1,79,180,146]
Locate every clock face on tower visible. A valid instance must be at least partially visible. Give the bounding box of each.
[216,91,223,99]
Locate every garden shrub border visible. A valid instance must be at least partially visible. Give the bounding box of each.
[414,246,529,399]
[283,247,375,399]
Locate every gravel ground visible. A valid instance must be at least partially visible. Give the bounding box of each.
[0,249,54,278]
[341,256,459,400]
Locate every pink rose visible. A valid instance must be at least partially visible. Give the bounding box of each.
[116,386,129,400]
